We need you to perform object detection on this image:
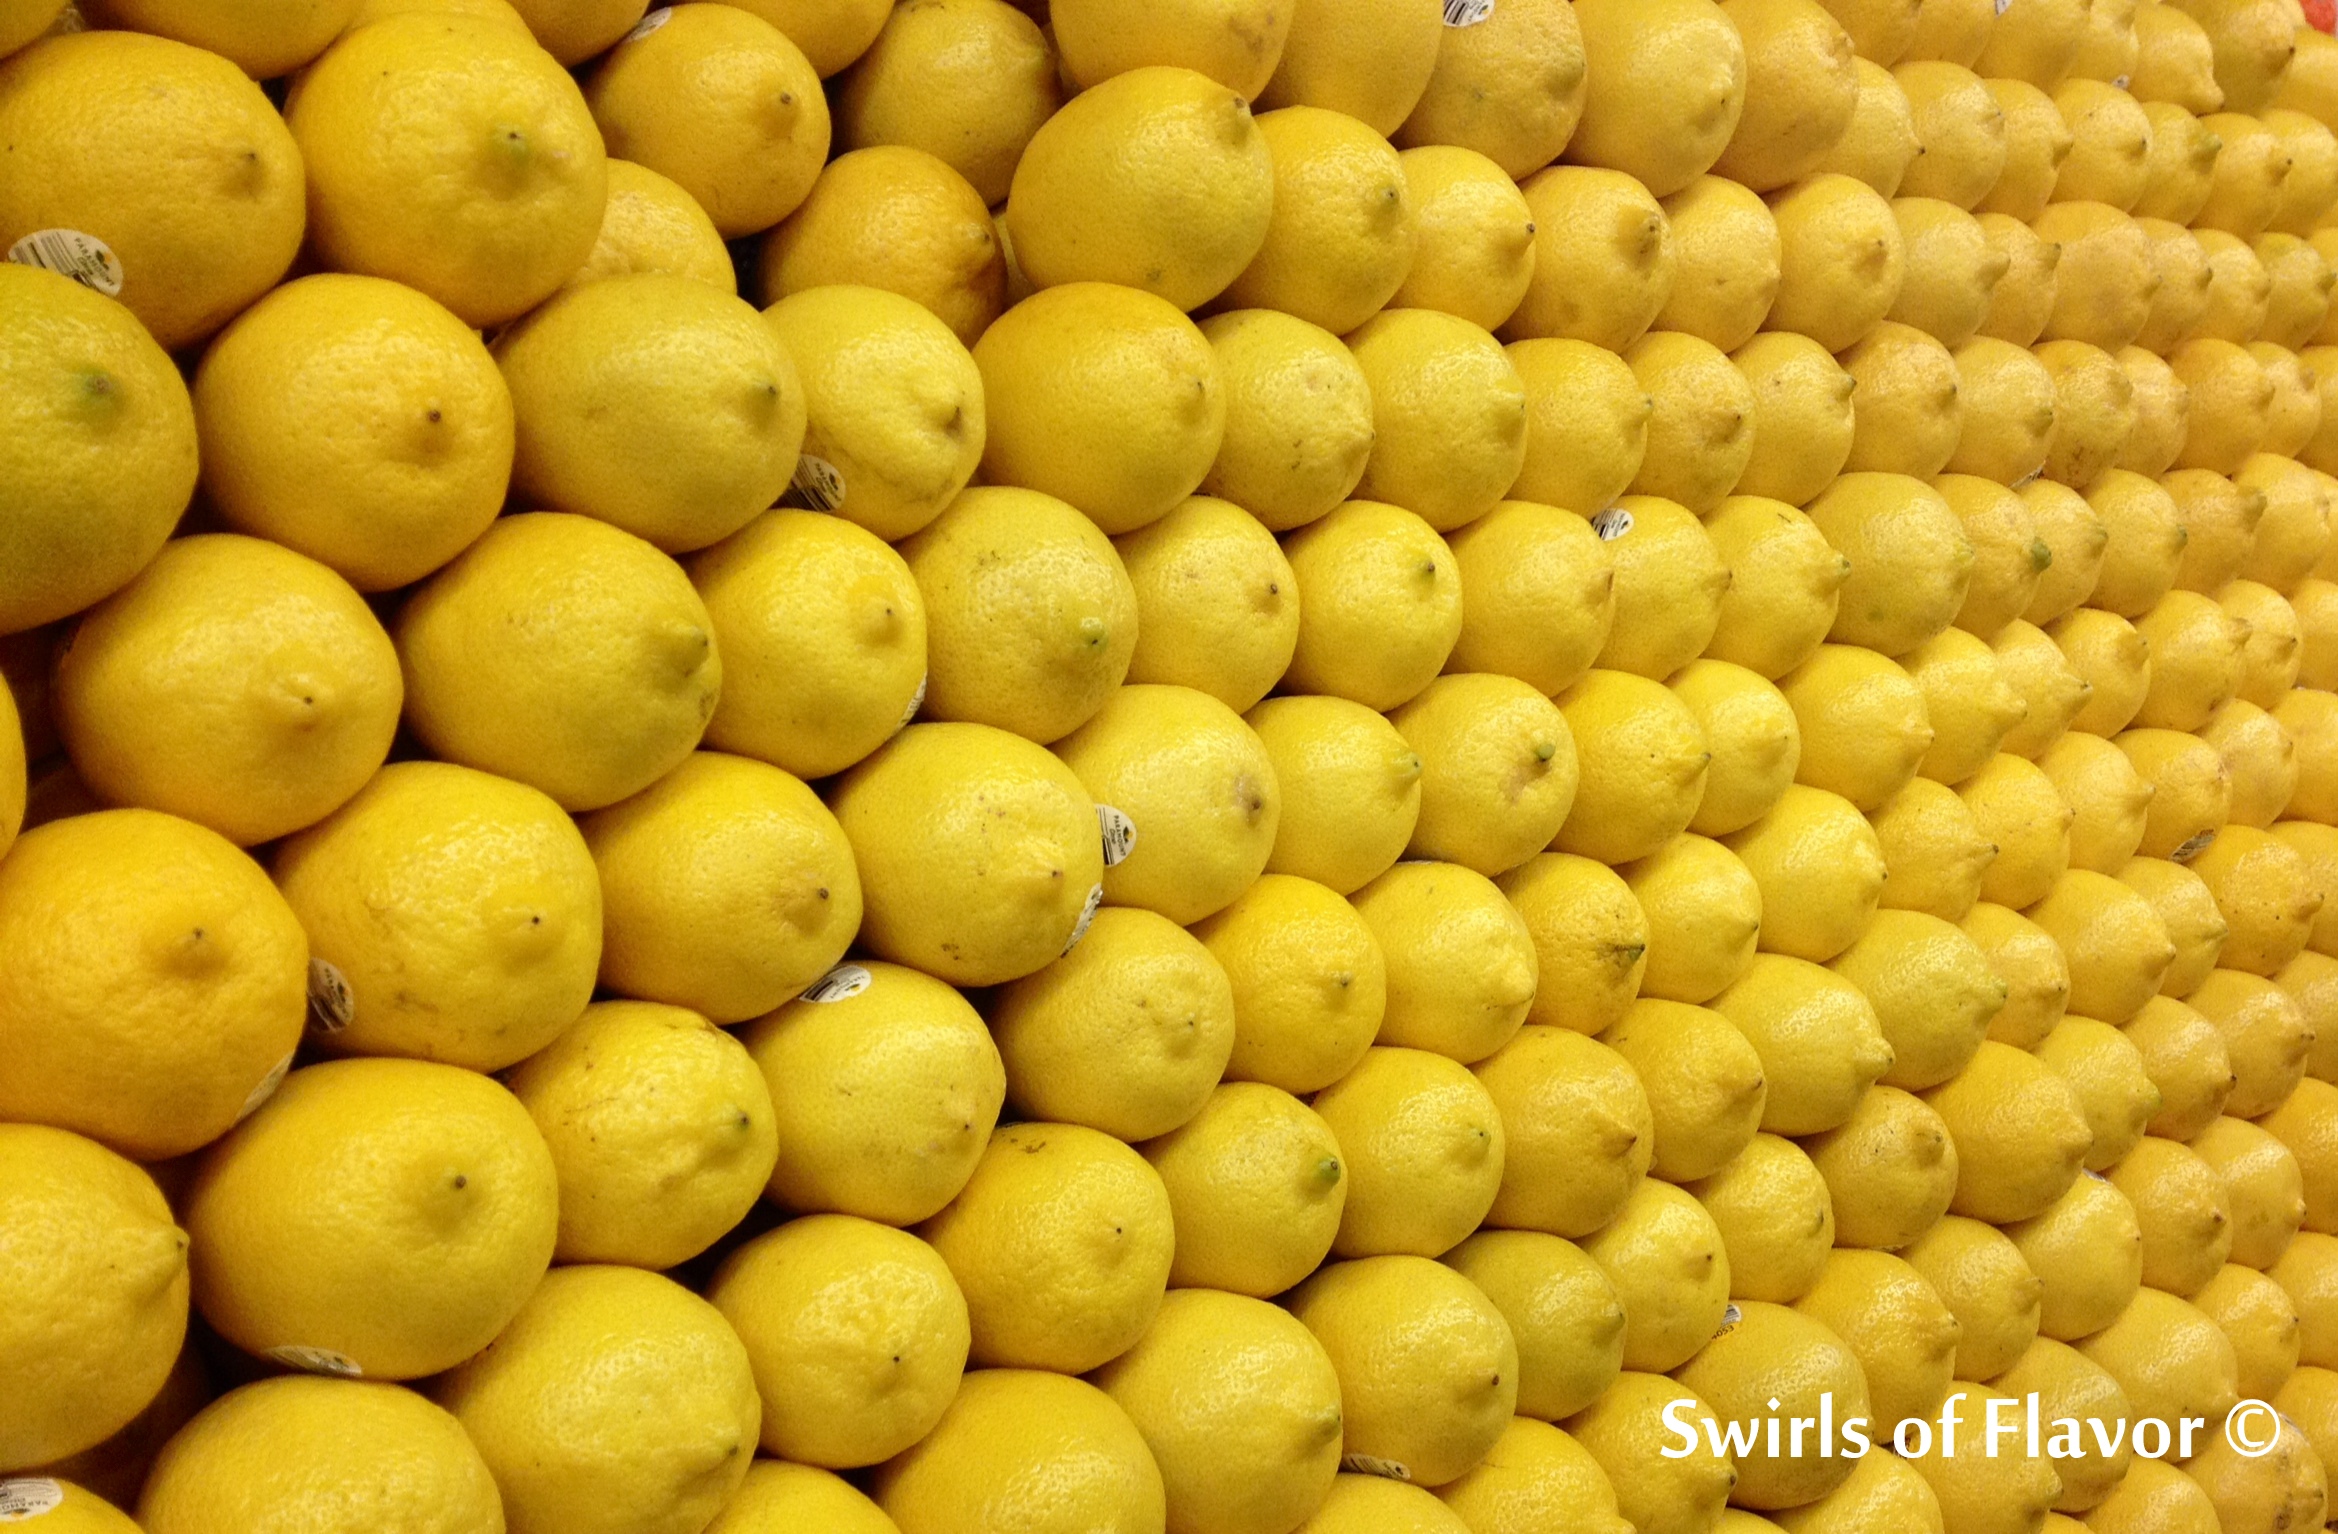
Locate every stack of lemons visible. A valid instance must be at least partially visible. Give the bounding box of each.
[7,0,2338,1530]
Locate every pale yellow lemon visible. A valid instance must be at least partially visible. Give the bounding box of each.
[873,1370,1164,1534]
[1253,0,1442,134]
[2003,1171,2145,1341]
[834,0,1060,207]
[1965,899,2075,1047]
[1473,1025,1654,1238]
[2190,232,2278,346]
[1050,0,1291,97]
[1684,1133,1837,1303]
[2190,965,2315,1113]
[759,146,1007,348]
[1676,1300,1870,1509]
[2035,202,2158,357]
[1766,171,1910,349]
[566,157,734,294]
[2040,727,2156,872]
[2238,450,2335,589]
[2194,1113,2308,1268]
[2088,469,2192,616]
[702,1463,897,1534]
[1802,1086,1960,1249]
[1981,77,2079,222]
[2199,108,2298,239]
[2275,818,2338,949]
[2128,991,2238,1137]
[1626,332,1759,513]
[1619,834,1764,1004]
[1447,502,1615,696]
[1989,1339,2134,1512]
[2268,106,2338,235]
[1945,335,2055,482]
[1142,1081,1348,1297]
[1838,323,1965,478]
[1506,167,1677,350]
[1314,1045,1506,1259]
[1905,627,2028,785]
[2020,482,2113,630]
[1712,952,1895,1133]
[1395,0,1591,180]
[2113,1132,2243,1295]
[1117,496,1300,713]
[1579,1177,1735,1371]
[2138,100,2230,227]
[1722,339,1847,511]
[1497,853,1650,1037]
[1508,338,1655,513]
[1723,784,1890,962]
[1246,698,1424,897]
[1794,1248,1962,1428]
[1703,491,1852,674]
[2202,695,2301,828]
[1939,474,2050,639]
[1778,643,1936,810]
[2187,1403,2331,1533]
[1282,500,1465,709]
[2028,864,2182,1021]
[1895,59,2010,208]
[1673,660,1802,836]
[2054,81,2157,210]
[1832,906,2007,1088]
[1922,1039,2094,1223]
[1562,0,1746,197]
[1393,674,1578,879]
[2046,587,2153,735]
[1655,176,1785,351]
[2193,823,2326,975]
[2133,586,2249,731]
[2169,465,2270,593]
[2036,337,2141,488]
[2134,1,2229,110]
[1904,1215,2046,1382]
[1975,209,2066,344]
[2298,571,2338,686]
[1711,0,1861,194]
[1435,1417,1634,1534]
[1386,147,1536,338]
[2124,854,2233,996]
[2121,346,2197,482]
[2257,240,2337,349]
[1814,56,1922,194]
[1807,471,1975,658]
[1223,107,1415,335]
[2076,1283,2244,1429]
[1350,309,1529,532]
[1974,0,2095,84]
[1198,309,1376,532]
[1771,1451,1946,1534]
[2136,219,2219,356]
[1552,668,1712,864]
[1350,859,1537,1064]
[1961,751,2076,908]
[1870,776,1997,920]
[1564,1373,1736,1534]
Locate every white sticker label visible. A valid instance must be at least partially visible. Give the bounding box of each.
[2113,75,2130,91]
[1995,0,2012,13]
[1064,884,1105,954]
[1342,1455,1413,1480]
[799,963,872,1003]
[1589,507,1634,541]
[625,6,670,39]
[307,957,355,1034]
[1097,804,1137,867]
[265,1345,363,1377]
[1442,0,1493,24]
[7,229,122,296]
[237,1051,294,1123]
[2171,829,2217,863]
[0,1481,64,1522]
[899,674,927,731]
[1711,1301,1745,1339]
[784,454,845,513]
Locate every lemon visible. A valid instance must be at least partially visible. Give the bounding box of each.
[1945,337,2056,483]
[1992,1340,2134,1512]
[991,906,1235,1141]
[1397,0,1590,179]
[1579,1177,1735,1371]
[831,722,1103,986]
[1552,668,1713,864]
[2277,1367,2338,1504]
[1830,906,2005,1088]
[2201,109,2299,239]
[704,1216,965,1473]
[1050,0,1288,96]
[2054,85,2157,215]
[876,1369,1164,1533]
[1794,1248,1961,1429]
[1870,777,1997,920]
[1253,0,1439,133]
[2003,1170,2144,1340]
[2276,1232,2338,1367]
[2079,1283,2245,1433]
[1712,953,1895,1133]
[1730,336,1859,509]
[1816,56,1922,194]
[1446,502,1615,696]
[1982,78,2079,222]
[1496,854,1649,1037]
[1715,0,1861,194]
[1314,1045,1506,1259]
[1606,998,1770,1184]
[1007,66,1273,310]
[1812,470,1976,658]
[2204,697,2301,827]
[1685,1132,1836,1302]
[744,962,1002,1230]
[565,157,735,295]
[1392,676,1580,878]
[1223,107,1414,336]
[2119,347,2196,481]
[1960,752,2076,907]
[1819,0,1922,64]
[1678,1301,1870,1510]
[1352,861,1534,1066]
[1246,698,1423,896]
[1595,494,1733,677]
[2282,21,2338,121]
[2135,221,2218,356]
[1564,1372,1736,1534]
[2119,727,2237,859]
[1296,1476,1471,1532]
[2260,242,2338,350]
[1114,499,1299,715]
[1905,627,2028,786]
[1840,323,1965,479]
[1474,1024,1654,1238]
[1393,146,1539,333]
[0,1126,184,1470]
[2086,470,2191,618]
[2197,1114,2309,1268]
[2031,865,2182,1021]
[1504,342,1651,518]
[1904,1215,2045,1381]
[193,275,509,596]
[2019,483,2112,630]
[2192,234,2279,346]
[2115,1133,2242,1296]
[1349,310,1529,533]
[703,1463,896,1534]
[1779,644,1936,810]
[2194,966,2316,1115]
[1626,333,1759,513]
[136,1379,499,1534]
[2080,1459,2222,1534]
[1507,167,1677,350]
[588,4,829,240]
[2127,994,2239,1138]
[0,32,303,351]
[1197,310,1377,532]
[2171,465,2272,594]
[2037,338,2142,489]
[274,761,597,1074]
[53,535,395,850]
[0,1480,136,1534]
[1924,1041,2094,1225]
[1282,499,1466,709]
[2269,107,2338,236]
[1704,493,1851,675]
[1564,0,1745,197]
[1444,1231,1627,1421]
[2195,824,2325,976]
[1724,784,1890,962]
[2299,575,2338,687]
[2174,339,2279,476]
[2189,1408,2331,1534]
[1964,900,2073,1047]
[1439,1417,1639,1534]
[1672,661,1801,836]
[2036,1014,2162,1169]
[2040,727,2155,868]
[2239,451,2335,590]
[835,0,1058,207]
[1767,172,1909,349]
[2131,587,2250,734]
[1143,1081,1348,1296]
[0,809,305,1163]
[1619,835,1764,1003]
[1894,59,2011,209]
[1288,1255,1518,1488]
[1976,210,2066,344]
[1771,1451,1944,1534]
[1652,176,1782,352]
[2139,102,2231,229]
[2135,0,2229,109]
[2263,1074,2338,1231]
[187,1058,555,1381]
[759,148,1005,350]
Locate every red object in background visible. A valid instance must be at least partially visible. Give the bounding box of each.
[2307,0,2337,36]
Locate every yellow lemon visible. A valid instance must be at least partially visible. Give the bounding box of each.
[1989,1338,2133,1511]
[2188,1407,2331,1534]
[2175,339,2280,477]
[1286,1255,1520,1488]
[1336,860,1514,1066]
[2087,470,2191,617]
[1793,1248,1962,1428]
[1769,1450,1945,1534]
[2195,824,2326,974]
[1626,332,1759,513]
[2191,232,2279,345]
[1498,853,1651,1037]
[2003,1172,2144,1341]
[1600,997,1767,1182]
[2238,451,2335,590]
[1940,475,2050,639]
[1713,0,1861,195]
[2039,726,2156,867]
[2077,1284,2243,1430]
[2115,1133,2242,1295]
[2028,865,2181,1021]
[1831,906,2007,1087]
[1779,643,1936,810]
[1724,784,1891,961]
[1731,336,1859,508]
[1224,107,1415,335]
[1444,1231,1627,1420]
[1282,499,1466,709]
[1904,1215,2046,1382]
[2276,1232,2338,1367]
[1473,1025,1654,1238]
[2135,1,2230,109]
[1712,952,1895,1133]
[2169,466,2271,594]
[702,1462,896,1534]
[1564,1373,1737,1534]
[1684,1132,1837,1302]
[565,156,733,294]
[1447,502,1616,696]
[1675,1301,1870,1509]
[1506,167,1677,350]
[1552,668,1713,864]
[1394,145,1540,333]
[1809,470,1975,656]
[2036,1012,2162,1169]
[1945,336,2056,483]
[2259,240,2338,349]
[2203,696,2301,827]
[2020,482,2113,630]
[187,1058,555,1381]
[2194,965,2316,1114]
[1294,1476,1470,1533]
[1975,0,2093,83]
[1314,1045,1507,1259]
[2037,338,2142,488]
[2200,108,2299,238]
[1673,660,1802,836]
[1198,309,1376,532]
[1815,55,1923,194]
[1563,0,1744,198]
[2031,207,2154,358]
[193,274,509,595]
[1976,209,2066,344]
[2262,1074,2338,1231]
[1007,65,1273,310]
[1595,495,1732,677]
[874,1370,1163,1534]
[0,809,305,1163]
[2140,103,2232,231]
[1620,834,1765,1002]
[2119,726,2236,860]
[1117,497,1298,713]
[1966,899,2074,1047]
[1703,493,1851,676]
[1509,338,1656,513]
[2133,586,2252,732]
[991,907,1236,1141]
[1767,171,1911,349]
[2299,573,2338,687]
[1922,1039,2094,1223]
[1982,78,2079,222]
[1870,776,1998,919]
[1905,627,2029,786]
[1655,176,1785,352]
[2126,994,2238,1138]
[1435,1417,1634,1534]
[1896,59,2011,208]
[1820,0,1923,65]
[1580,1178,1735,1370]
[2136,220,2218,356]
[1393,674,1579,879]
[1142,1081,1348,1296]
[2268,107,2338,236]
[919,1122,1173,1374]
[2195,1114,2309,1267]
[835,0,1058,208]
[54,534,398,848]
[1395,0,1590,180]
[1050,0,1290,97]
[2078,1458,2222,1534]
[1961,751,2077,907]
[1350,308,1530,532]
[1246,698,1424,896]
[0,1479,138,1534]
[2118,345,2196,479]
[2273,819,2338,952]
[759,147,1005,349]
[2055,83,2157,212]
